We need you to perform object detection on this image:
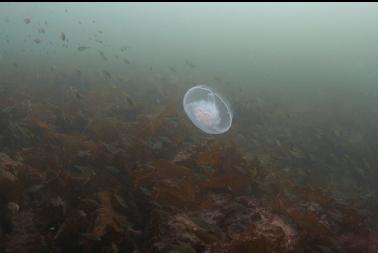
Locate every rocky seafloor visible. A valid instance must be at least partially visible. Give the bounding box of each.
[0,77,378,253]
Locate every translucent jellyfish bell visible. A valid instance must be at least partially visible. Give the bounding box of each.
[183,85,233,134]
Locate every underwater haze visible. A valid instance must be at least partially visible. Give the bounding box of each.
[1,2,378,253]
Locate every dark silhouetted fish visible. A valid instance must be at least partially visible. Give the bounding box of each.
[120,46,128,52]
[77,46,90,51]
[214,76,222,82]
[169,67,176,73]
[68,86,82,100]
[78,20,82,24]
[76,92,83,99]
[126,96,134,106]
[185,59,196,68]
[61,32,66,41]
[33,38,41,44]
[98,50,107,61]
[123,58,130,64]
[102,70,111,80]
[24,18,31,24]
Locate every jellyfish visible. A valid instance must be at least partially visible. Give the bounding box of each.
[183,85,233,134]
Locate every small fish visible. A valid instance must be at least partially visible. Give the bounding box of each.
[123,58,130,64]
[149,66,153,71]
[68,86,82,99]
[214,76,222,82]
[24,18,31,24]
[98,50,107,61]
[65,8,68,13]
[5,17,9,23]
[102,70,111,80]
[169,67,176,73]
[77,46,90,51]
[38,28,45,33]
[78,20,82,24]
[76,92,83,99]
[126,95,134,106]
[120,46,128,52]
[76,69,81,76]
[185,59,196,68]
[33,38,41,44]
[61,32,66,41]
[44,20,48,27]
[13,63,18,68]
